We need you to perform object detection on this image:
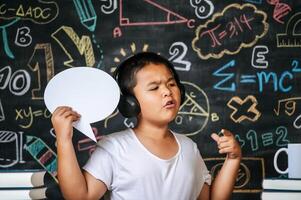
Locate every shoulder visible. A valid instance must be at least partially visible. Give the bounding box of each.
[173,132,196,145]
[173,132,199,152]
[96,128,134,152]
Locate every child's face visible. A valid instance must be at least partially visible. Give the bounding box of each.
[133,63,181,125]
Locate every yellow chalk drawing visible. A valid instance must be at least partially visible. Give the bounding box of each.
[111,42,149,73]
[227,95,261,123]
[28,43,54,100]
[104,110,119,128]
[51,26,95,67]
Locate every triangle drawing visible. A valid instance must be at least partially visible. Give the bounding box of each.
[120,0,188,26]
[178,95,209,117]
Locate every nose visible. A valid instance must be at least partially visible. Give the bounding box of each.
[162,85,172,97]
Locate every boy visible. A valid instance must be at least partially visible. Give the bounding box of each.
[51,52,241,200]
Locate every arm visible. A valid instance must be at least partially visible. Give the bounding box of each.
[209,129,242,200]
[198,183,210,200]
[52,106,107,200]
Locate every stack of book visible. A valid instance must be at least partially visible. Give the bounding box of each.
[0,169,47,200]
[261,177,301,199]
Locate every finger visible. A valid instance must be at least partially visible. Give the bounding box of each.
[222,129,233,137]
[64,113,81,122]
[62,110,79,118]
[54,106,71,112]
[218,146,233,154]
[52,107,63,115]
[218,141,231,149]
[74,111,81,118]
[218,136,230,143]
[65,108,81,118]
[219,132,235,143]
[211,133,220,143]
[53,106,72,116]
[69,114,80,122]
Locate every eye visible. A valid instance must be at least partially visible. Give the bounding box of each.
[168,82,177,87]
[149,86,159,91]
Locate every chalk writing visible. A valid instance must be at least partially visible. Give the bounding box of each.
[190,0,214,19]
[15,106,51,129]
[28,43,54,100]
[213,59,301,93]
[168,42,191,71]
[211,113,219,122]
[192,3,268,59]
[274,97,301,116]
[0,65,31,96]
[251,45,269,69]
[0,1,59,24]
[100,0,117,14]
[14,26,32,47]
[113,26,122,38]
[238,126,289,152]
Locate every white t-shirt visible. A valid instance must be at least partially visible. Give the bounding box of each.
[83,128,211,200]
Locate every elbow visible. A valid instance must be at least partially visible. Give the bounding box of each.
[59,185,90,200]
[62,192,89,200]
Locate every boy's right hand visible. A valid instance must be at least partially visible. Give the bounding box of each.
[51,106,81,142]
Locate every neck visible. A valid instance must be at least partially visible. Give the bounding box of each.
[133,120,171,140]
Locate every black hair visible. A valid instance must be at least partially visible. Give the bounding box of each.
[114,52,180,96]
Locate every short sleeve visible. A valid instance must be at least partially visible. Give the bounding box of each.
[193,142,212,186]
[82,146,114,190]
[199,157,212,185]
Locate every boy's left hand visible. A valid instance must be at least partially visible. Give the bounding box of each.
[211,129,242,159]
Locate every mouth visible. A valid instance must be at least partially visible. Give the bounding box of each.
[164,100,176,108]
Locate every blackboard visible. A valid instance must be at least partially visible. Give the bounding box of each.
[1,0,301,199]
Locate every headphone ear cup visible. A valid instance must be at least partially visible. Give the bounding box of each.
[118,94,141,118]
[179,83,186,105]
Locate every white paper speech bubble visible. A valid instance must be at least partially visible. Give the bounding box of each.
[44,67,120,142]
